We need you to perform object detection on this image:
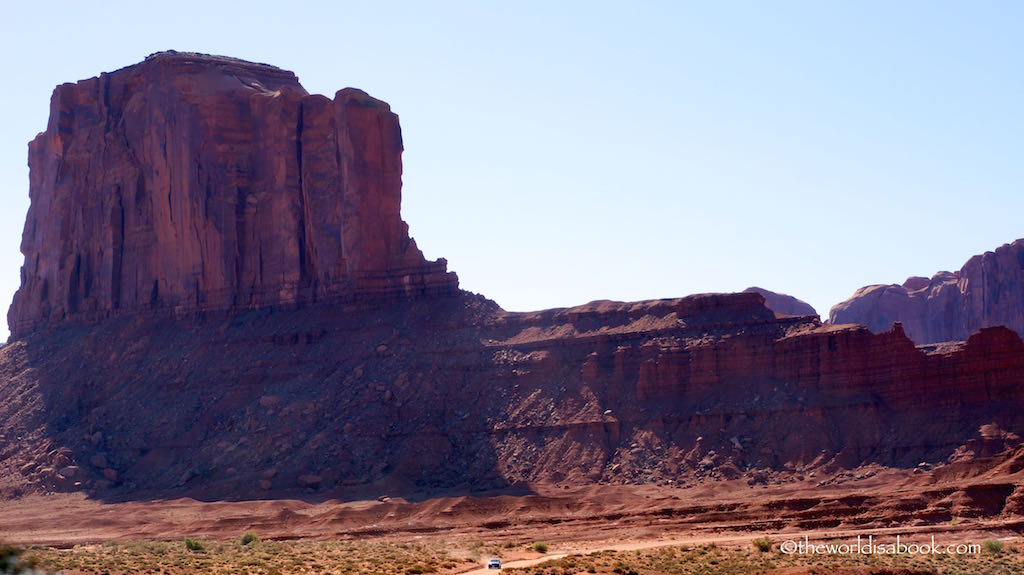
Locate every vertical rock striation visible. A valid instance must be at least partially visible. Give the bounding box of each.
[8,52,457,337]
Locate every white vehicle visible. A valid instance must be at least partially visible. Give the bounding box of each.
[487,557,502,569]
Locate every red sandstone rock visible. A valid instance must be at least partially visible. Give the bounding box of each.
[830,239,1024,344]
[8,51,456,337]
[743,286,817,317]
[4,289,1023,500]
[2,54,1024,513]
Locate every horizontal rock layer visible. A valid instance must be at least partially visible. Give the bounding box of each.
[2,291,1022,499]
[3,54,1023,517]
[830,239,1024,344]
[8,52,457,337]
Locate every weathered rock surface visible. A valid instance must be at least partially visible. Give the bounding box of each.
[8,51,457,337]
[743,286,817,317]
[2,54,1024,519]
[830,239,1024,344]
[2,290,1024,500]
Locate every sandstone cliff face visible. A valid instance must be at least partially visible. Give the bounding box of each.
[3,291,1023,499]
[743,286,817,317]
[830,239,1024,344]
[4,54,1024,509]
[8,52,457,337]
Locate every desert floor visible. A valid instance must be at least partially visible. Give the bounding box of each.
[2,475,1023,574]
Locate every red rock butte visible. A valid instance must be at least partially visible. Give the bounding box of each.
[3,53,1024,517]
[8,51,457,337]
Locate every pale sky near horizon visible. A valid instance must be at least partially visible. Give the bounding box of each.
[2,1,1023,341]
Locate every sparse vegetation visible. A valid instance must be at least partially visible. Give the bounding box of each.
[13,535,1024,575]
[504,539,1024,575]
[184,537,204,552]
[0,543,40,574]
[1,544,21,573]
[983,538,1005,553]
[751,536,772,552]
[22,538,458,575]
[533,541,549,553]
[241,531,259,546]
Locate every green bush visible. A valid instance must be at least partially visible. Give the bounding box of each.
[1,543,52,573]
[984,539,1004,554]
[533,541,549,553]
[1,544,21,572]
[185,537,204,552]
[241,532,259,546]
[752,537,772,552]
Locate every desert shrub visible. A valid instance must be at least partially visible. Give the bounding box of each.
[1,544,21,572]
[185,537,204,552]
[533,542,549,553]
[0,543,40,574]
[984,539,1004,554]
[241,532,259,546]
[752,537,772,552]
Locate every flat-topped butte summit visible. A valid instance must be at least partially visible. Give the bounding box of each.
[9,51,457,337]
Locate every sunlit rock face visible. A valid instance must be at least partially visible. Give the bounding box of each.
[9,51,457,337]
[830,239,1024,344]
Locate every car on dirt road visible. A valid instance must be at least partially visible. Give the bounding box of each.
[487,557,501,569]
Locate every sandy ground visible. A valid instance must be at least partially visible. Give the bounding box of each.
[2,473,1022,551]
[462,553,570,574]
[457,525,1024,574]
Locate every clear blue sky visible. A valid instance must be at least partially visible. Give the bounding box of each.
[2,1,1023,340]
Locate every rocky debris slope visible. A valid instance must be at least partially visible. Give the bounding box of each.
[2,291,1023,501]
[743,286,817,317]
[8,51,456,338]
[830,239,1024,344]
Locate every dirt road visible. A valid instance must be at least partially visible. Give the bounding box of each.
[462,553,569,574]
[457,523,1022,574]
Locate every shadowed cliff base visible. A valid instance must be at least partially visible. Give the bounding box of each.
[3,290,1024,508]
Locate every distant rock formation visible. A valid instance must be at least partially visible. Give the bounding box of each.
[830,239,1024,344]
[8,51,457,337]
[743,286,817,317]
